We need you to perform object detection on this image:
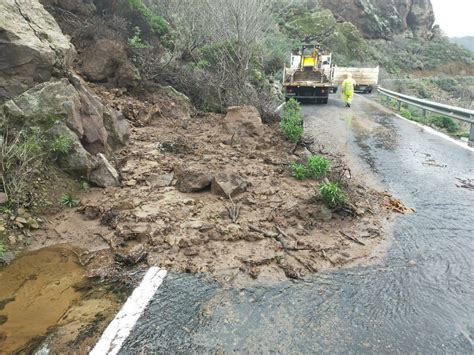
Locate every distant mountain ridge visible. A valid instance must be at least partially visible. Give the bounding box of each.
[450,36,474,52]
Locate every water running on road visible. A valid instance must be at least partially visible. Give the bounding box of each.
[121,96,474,353]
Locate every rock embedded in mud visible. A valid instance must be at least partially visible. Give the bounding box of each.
[82,205,101,220]
[211,173,248,197]
[147,174,174,188]
[90,153,120,187]
[223,106,263,138]
[175,169,213,193]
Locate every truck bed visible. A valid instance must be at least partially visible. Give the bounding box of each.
[333,66,379,86]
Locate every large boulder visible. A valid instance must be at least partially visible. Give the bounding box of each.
[223,106,263,138]
[0,0,75,101]
[2,76,128,155]
[0,77,128,185]
[79,39,140,88]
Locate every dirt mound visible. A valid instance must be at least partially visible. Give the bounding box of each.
[31,102,391,282]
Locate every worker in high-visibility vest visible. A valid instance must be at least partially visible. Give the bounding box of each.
[342,73,356,107]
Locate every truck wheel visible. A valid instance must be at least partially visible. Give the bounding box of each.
[322,98,328,104]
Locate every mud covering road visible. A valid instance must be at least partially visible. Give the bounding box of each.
[118,95,474,353]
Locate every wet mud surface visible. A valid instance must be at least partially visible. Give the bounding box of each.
[0,246,123,354]
[121,95,474,353]
[31,106,390,283]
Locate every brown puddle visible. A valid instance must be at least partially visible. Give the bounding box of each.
[0,246,85,353]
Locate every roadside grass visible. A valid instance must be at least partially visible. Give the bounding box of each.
[379,98,467,138]
[280,98,304,143]
[319,181,347,209]
[290,162,308,180]
[290,154,331,180]
[59,193,79,208]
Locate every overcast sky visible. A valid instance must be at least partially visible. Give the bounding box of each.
[431,0,474,37]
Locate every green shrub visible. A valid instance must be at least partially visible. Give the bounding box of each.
[290,162,308,180]
[59,193,78,208]
[400,107,413,120]
[127,0,168,36]
[280,98,304,143]
[50,134,73,155]
[128,26,148,49]
[319,182,347,208]
[429,115,460,133]
[0,241,5,258]
[307,155,331,178]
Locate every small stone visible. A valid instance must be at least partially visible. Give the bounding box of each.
[0,193,8,204]
[84,206,100,220]
[27,218,40,229]
[320,206,333,222]
[211,173,248,197]
[15,217,28,225]
[90,153,121,187]
[408,260,417,267]
[175,168,212,193]
[148,173,174,188]
[7,235,17,244]
[126,179,137,187]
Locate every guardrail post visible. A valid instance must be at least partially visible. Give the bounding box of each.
[422,109,427,118]
[397,100,401,111]
[469,119,474,147]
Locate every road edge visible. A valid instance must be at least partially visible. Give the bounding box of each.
[89,267,168,355]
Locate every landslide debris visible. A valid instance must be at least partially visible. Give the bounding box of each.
[32,94,392,282]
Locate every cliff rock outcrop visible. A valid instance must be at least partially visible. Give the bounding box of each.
[0,0,75,101]
[0,0,128,187]
[318,0,435,39]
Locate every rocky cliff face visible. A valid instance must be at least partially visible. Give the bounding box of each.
[0,0,75,101]
[318,0,435,39]
[0,0,128,187]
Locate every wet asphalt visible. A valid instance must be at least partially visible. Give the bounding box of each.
[120,95,474,354]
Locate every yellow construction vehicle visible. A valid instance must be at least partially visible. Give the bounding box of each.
[283,44,335,104]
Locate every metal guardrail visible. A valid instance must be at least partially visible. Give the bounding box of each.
[377,86,474,143]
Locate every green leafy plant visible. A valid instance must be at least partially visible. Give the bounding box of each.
[400,107,412,120]
[128,27,148,49]
[319,182,347,209]
[0,241,5,258]
[280,98,304,143]
[127,0,169,36]
[60,193,78,208]
[429,115,460,133]
[290,162,308,180]
[50,134,73,154]
[307,155,331,178]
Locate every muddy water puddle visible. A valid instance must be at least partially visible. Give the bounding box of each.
[0,246,121,353]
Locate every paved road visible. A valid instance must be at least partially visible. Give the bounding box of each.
[119,95,474,354]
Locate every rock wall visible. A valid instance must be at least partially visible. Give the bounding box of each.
[0,0,129,187]
[0,0,75,101]
[318,0,435,39]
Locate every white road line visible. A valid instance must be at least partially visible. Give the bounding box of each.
[90,267,168,355]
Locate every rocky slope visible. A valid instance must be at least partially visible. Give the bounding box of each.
[0,0,129,193]
[318,0,435,39]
